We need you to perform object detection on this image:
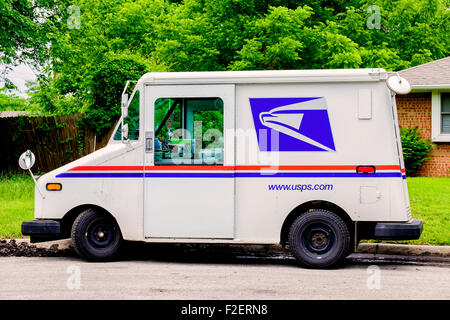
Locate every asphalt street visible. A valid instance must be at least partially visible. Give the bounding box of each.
[1,255,449,300]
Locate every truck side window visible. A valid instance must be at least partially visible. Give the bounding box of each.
[154,97,224,165]
[113,90,140,141]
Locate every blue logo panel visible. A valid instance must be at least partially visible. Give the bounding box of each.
[249,97,335,152]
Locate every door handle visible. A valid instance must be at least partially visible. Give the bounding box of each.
[145,131,154,153]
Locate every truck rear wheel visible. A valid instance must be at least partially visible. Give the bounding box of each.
[71,208,122,262]
[288,209,350,268]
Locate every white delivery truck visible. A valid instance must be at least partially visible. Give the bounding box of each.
[20,69,422,268]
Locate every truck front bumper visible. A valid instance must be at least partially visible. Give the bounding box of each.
[22,219,65,243]
[374,220,423,240]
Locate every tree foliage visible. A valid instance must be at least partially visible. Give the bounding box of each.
[0,0,58,73]
[85,54,151,135]
[1,0,449,133]
[0,90,28,111]
[26,75,81,114]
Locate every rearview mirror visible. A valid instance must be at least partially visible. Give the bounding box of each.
[122,123,129,140]
[387,74,411,95]
[121,93,129,118]
[18,150,35,170]
[18,150,45,198]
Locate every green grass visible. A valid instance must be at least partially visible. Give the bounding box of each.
[0,175,449,245]
[0,174,34,238]
[397,177,450,245]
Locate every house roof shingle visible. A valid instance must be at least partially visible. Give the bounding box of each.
[399,56,450,86]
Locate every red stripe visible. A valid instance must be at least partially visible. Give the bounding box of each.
[70,165,401,171]
[70,166,144,171]
[235,165,401,171]
[377,165,402,170]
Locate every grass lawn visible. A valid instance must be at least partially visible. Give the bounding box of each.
[396,177,450,245]
[0,174,34,238]
[0,174,449,245]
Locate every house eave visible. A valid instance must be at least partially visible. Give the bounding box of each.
[411,84,450,92]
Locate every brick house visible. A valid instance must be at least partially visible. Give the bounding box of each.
[397,56,450,176]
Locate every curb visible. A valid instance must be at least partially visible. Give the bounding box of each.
[356,242,450,257]
[2,239,450,258]
[223,243,450,258]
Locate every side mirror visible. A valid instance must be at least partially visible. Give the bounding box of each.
[18,150,35,170]
[18,150,45,198]
[387,74,411,95]
[122,123,129,140]
[121,93,129,118]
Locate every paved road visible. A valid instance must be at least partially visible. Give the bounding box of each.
[1,255,449,300]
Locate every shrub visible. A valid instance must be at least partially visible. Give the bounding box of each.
[85,53,150,136]
[400,126,433,176]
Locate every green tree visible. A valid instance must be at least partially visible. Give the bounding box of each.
[229,6,313,70]
[16,0,449,134]
[85,54,151,136]
[26,75,81,114]
[0,89,28,111]
[0,0,58,78]
[327,0,449,70]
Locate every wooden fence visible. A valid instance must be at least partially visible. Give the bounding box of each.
[0,114,115,174]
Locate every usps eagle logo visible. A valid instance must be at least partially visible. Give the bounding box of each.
[249,97,336,152]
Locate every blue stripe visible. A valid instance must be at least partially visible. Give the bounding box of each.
[57,172,402,178]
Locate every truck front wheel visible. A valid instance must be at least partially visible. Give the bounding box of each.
[288,209,350,268]
[71,208,122,261]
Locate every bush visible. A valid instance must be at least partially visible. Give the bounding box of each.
[85,53,150,136]
[400,126,433,176]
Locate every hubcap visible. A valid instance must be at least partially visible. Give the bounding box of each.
[301,223,335,255]
[311,232,328,248]
[86,218,116,248]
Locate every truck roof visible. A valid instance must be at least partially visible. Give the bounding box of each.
[138,68,388,85]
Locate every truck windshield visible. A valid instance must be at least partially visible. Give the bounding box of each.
[113,90,140,141]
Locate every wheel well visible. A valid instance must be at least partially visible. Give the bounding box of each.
[280,200,354,246]
[60,204,115,238]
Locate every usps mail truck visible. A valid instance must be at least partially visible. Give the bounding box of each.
[20,69,422,268]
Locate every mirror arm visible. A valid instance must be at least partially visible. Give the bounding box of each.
[121,122,129,143]
[28,168,45,199]
[121,117,125,142]
[19,150,45,199]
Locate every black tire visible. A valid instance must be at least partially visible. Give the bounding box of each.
[71,208,122,262]
[288,209,350,269]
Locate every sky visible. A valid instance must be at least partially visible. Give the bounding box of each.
[0,64,37,98]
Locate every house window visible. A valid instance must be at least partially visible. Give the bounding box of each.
[431,91,450,142]
[442,93,450,134]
